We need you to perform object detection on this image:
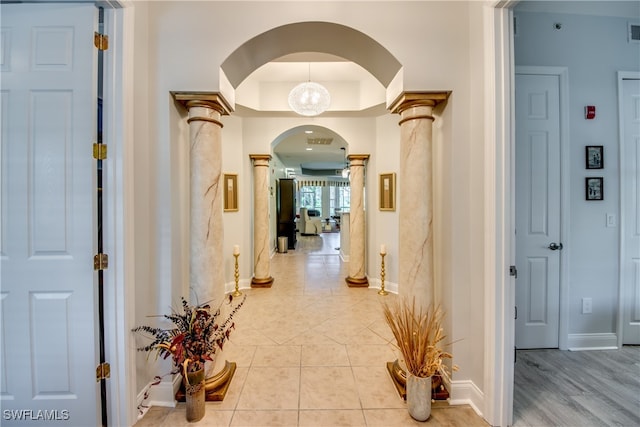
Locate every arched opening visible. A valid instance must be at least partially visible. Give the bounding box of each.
[221,21,402,89]
[270,125,350,260]
[219,21,403,115]
[218,21,400,291]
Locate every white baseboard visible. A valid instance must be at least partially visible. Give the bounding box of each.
[136,375,180,419]
[150,375,181,407]
[367,278,398,294]
[568,333,619,351]
[224,279,251,294]
[449,378,484,419]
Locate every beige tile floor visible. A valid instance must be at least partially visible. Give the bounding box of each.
[134,233,487,427]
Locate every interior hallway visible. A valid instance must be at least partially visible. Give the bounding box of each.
[134,232,487,426]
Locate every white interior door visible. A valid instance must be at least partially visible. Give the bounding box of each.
[622,78,640,345]
[0,4,98,426]
[515,72,562,349]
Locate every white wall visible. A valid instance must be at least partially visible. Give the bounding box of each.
[514,9,640,341]
[133,0,488,413]
[371,114,400,292]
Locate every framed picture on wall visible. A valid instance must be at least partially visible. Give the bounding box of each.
[379,173,396,211]
[585,145,603,169]
[585,177,603,201]
[223,174,238,211]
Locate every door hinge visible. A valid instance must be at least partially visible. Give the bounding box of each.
[515,306,518,320]
[94,32,109,51]
[94,253,109,271]
[96,362,110,381]
[509,265,518,278]
[93,143,107,160]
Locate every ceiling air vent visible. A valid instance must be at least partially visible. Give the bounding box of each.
[307,137,333,145]
[629,23,640,43]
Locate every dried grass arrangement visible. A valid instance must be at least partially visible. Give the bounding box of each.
[383,298,455,378]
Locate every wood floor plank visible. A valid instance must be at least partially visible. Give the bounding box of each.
[513,346,640,427]
[570,394,640,427]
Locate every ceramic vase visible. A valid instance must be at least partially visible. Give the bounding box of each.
[406,373,432,421]
[185,368,206,422]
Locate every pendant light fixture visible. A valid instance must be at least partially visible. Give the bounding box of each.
[288,64,331,117]
[340,147,350,178]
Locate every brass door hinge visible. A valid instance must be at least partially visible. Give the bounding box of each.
[94,32,109,51]
[96,362,110,381]
[94,253,109,271]
[93,143,107,160]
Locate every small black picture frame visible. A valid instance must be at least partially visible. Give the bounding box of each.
[585,145,603,169]
[585,177,603,201]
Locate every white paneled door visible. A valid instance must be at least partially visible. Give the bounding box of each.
[515,73,562,349]
[0,4,98,426]
[622,78,640,345]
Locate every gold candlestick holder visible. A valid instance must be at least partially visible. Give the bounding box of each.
[232,253,242,297]
[379,252,388,296]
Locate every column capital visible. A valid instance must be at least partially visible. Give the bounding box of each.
[389,91,450,115]
[172,91,234,116]
[347,154,370,165]
[249,154,272,166]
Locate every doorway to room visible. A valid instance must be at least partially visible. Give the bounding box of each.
[271,125,352,261]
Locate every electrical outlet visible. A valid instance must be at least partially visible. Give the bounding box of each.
[582,298,592,314]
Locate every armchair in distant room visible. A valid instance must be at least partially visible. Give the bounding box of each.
[299,207,323,235]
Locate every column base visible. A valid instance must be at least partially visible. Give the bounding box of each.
[251,276,274,288]
[176,360,237,402]
[345,276,369,287]
[386,359,449,401]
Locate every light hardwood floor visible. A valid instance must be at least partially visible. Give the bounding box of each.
[513,346,640,426]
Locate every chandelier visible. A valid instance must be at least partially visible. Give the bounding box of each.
[288,64,331,116]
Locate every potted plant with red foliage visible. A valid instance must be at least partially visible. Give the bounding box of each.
[133,294,245,422]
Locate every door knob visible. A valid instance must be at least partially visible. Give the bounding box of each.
[548,242,563,251]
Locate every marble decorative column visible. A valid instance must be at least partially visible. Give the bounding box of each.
[174,93,232,304]
[173,92,237,401]
[390,92,449,309]
[345,154,370,287]
[250,154,274,288]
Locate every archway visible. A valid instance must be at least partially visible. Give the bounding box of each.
[268,124,370,287]
[221,21,402,91]
[173,15,449,417]
[219,22,402,290]
[218,20,447,300]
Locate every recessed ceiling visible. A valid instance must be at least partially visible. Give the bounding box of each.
[237,54,385,175]
[234,59,386,116]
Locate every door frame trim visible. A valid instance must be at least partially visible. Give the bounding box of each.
[514,66,571,350]
[100,3,137,426]
[617,71,640,348]
[483,4,516,426]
